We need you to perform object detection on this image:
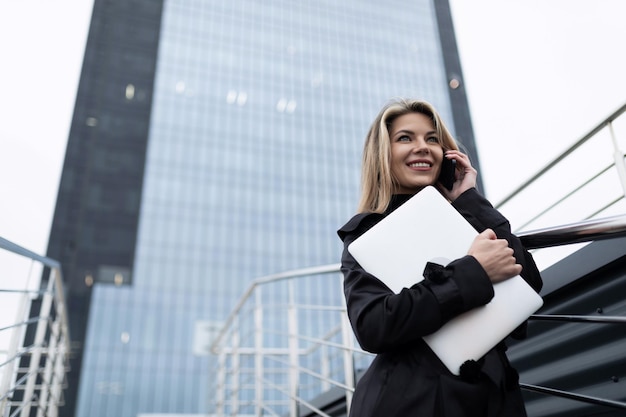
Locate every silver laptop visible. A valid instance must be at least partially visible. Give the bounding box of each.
[348,186,543,375]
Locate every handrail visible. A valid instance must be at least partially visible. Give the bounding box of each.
[0,236,70,417]
[520,384,626,410]
[495,102,626,208]
[518,213,626,249]
[530,314,626,324]
[0,237,60,269]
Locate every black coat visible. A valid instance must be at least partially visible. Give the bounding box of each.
[337,188,543,417]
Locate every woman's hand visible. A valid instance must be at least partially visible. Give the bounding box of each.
[468,229,522,283]
[438,150,477,201]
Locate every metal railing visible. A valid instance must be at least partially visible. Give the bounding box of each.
[516,215,626,411]
[210,103,626,416]
[495,102,626,271]
[209,264,364,417]
[0,237,71,417]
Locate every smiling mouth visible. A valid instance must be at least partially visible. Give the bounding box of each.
[408,162,431,168]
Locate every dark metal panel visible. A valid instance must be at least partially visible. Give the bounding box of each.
[509,236,626,416]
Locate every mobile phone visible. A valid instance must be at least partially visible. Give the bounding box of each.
[438,157,456,190]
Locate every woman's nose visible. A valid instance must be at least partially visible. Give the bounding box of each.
[411,138,429,153]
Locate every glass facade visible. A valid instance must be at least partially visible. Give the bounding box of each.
[69,0,472,415]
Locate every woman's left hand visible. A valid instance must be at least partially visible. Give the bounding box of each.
[438,150,477,201]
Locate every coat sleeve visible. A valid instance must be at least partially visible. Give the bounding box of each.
[451,188,543,293]
[338,212,494,354]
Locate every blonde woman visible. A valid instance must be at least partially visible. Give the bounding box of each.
[338,99,542,416]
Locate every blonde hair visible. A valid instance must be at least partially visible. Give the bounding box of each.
[357,99,459,213]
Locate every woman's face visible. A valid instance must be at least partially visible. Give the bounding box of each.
[389,112,444,194]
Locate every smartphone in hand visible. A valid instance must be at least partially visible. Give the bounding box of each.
[438,157,456,190]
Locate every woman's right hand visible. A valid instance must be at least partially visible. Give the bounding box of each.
[468,229,522,283]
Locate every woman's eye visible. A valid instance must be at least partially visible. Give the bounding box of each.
[427,136,439,143]
[397,135,411,142]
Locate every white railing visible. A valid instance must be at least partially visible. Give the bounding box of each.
[209,265,372,417]
[0,237,71,417]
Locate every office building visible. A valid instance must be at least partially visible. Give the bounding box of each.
[46,0,478,415]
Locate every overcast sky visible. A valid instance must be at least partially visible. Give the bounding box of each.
[1,0,625,258]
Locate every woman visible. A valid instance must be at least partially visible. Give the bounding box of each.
[337,99,543,416]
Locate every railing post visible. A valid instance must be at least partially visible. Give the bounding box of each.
[608,121,626,198]
[216,351,226,417]
[36,318,58,417]
[230,318,240,416]
[321,344,330,392]
[0,268,33,413]
[287,280,299,417]
[50,334,66,417]
[339,275,355,415]
[254,287,264,417]
[50,267,69,417]
[21,275,54,417]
